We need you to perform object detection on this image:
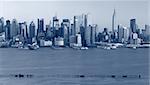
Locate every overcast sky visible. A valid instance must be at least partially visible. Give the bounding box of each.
[0,0,149,31]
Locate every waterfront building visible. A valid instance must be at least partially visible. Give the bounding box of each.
[141,29,146,42]
[20,22,28,39]
[118,25,124,43]
[101,28,109,42]
[129,19,137,44]
[132,32,138,44]
[29,21,35,38]
[90,25,96,45]
[37,18,44,34]
[112,9,116,33]
[70,24,74,35]
[29,21,35,44]
[145,24,150,36]
[0,32,5,41]
[44,40,52,47]
[145,25,150,42]
[45,24,52,40]
[10,19,19,39]
[85,25,92,46]
[80,26,86,46]
[130,19,136,33]
[123,27,129,43]
[73,15,82,35]
[97,32,103,42]
[111,9,117,42]
[53,18,59,30]
[40,39,53,47]
[62,19,70,46]
[0,17,4,33]
[75,33,82,47]
[69,35,76,47]
[5,20,11,40]
[52,16,60,40]
[54,37,64,46]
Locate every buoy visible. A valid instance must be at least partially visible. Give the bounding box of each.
[111,75,116,78]
[18,74,24,78]
[15,75,18,77]
[80,75,85,78]
[122,75,127,78]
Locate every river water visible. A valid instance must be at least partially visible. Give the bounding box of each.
[0,48,149,85]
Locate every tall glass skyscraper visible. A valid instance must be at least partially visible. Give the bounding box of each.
[130,19,136,33]
[112,9,116,33]
[29,21,35,38]
[10,19,18,39]
[5,20,11,40]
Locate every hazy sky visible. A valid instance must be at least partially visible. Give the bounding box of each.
[0,0,149,31]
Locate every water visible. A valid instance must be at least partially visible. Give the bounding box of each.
[0,48,149,85]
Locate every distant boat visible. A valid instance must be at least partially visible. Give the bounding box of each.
[133,46,137,49]
[104,47,111,50]
[28,43,39,50]
[51,46,63,50]
[80,47,88,50]
[110,45,117,49]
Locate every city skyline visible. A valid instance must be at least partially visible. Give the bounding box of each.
[0,0,149,32]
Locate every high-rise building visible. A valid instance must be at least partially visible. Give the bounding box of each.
[145,24,150,36]
[90,25,96,45]
[80,26,86,46]
[130,19,136,33]
[29,21,35,38]
[37,18,44,34]
[20,22,28,39]
[5,20,11,40]
[53,18,59,30]
[62,19,70,46]
[85,25,96,46]
[10,19,19,39]
[102,28,109,42]
[118,25,124,43]
[0,17,4,33]
[123,27,129,43]
[75,33,82,47]
[45,23,52,40]
[73,15,82,35]
[112,9,116,33]
[52,16,59,38]
[70,24,74,35]
[37,18,45,44]
[144,24,150,42]
[111,9,118,42]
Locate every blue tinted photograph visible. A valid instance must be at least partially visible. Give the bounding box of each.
[0,0,149,85]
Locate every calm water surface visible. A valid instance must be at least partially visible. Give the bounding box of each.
[0,48,149,85]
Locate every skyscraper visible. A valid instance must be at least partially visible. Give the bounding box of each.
[111,9,117,42]
[73,15,82,35]
[112,9,116,33]
[5,20,11,40]
[20,22,28,39]
[130,19,136,33]
[62,19,70,46]
[10,19,19,39]
[85,25,92,46]
[118,25,124,43]
[45,21,52,40]
[52,16,59,38]
[0,17,4,33]
[123,27,129,43]
[29,21,35,38]
[145,24,150,36]
[37,18,44,34]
